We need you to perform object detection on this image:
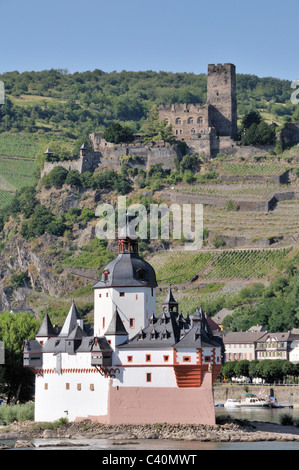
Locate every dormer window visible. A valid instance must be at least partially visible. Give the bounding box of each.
[137,268,145,279]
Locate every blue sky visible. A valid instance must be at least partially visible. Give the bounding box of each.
[1,0,298,80]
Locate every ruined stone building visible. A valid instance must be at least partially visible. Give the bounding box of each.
[159,63,238,156]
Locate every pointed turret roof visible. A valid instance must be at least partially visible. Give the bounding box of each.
[105,309,128,336]
[36,313,56,338]
[163,287,177,305]
[59,300,81,337]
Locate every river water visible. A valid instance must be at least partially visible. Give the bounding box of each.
[2,408,299,452]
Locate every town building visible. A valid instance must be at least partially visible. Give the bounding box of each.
[23,224,224,425]
[223,328,299,363]
[222,331,265,362]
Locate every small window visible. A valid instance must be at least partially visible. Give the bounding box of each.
[102,317,105,329]
[175,117,181,125]
[99,293,102,298]
[204,356,211,362]
[146,354,151,362]
[127,356,133,362]
[120,292,125,297]
[146,373,152,382]
[77,384,81,391]
[44,383,48,390]
[183,356,191,362]
[129,318,135,328]
[163,355,169,362]
[106,292,108,297]
[90,384,94,391]
[66,383,70,390]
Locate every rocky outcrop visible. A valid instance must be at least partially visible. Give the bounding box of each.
[1,419,298,448]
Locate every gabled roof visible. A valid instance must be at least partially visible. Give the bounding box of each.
[36,313,56,338]
[105,309,128,336]
[59,301,81,337]
[223,331,266,344]
[68,325,87,340]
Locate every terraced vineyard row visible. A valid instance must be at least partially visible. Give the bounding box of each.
[0,157,37,191]
[173,182,292,199]
[0,189,14,209]
[203,247,293,280]
[148,247,294,284]
[218,162,291,176]
[0,133,43,158]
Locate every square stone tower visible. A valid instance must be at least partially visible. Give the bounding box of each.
[207,63,237,139]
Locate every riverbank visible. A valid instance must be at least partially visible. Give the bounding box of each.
[213,384,299,406]
[1,419,299,449]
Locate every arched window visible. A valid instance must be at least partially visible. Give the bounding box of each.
[191,128,196,134]
[175,117,181,125]
[197,117,203,124]
[187,117,194,124]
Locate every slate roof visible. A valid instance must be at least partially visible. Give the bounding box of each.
[93,252,157,288]
[118,294,224,351]
[105,309,128,336]
[59,301,81,337]
[36,313,56,338]
[42,334,112,354]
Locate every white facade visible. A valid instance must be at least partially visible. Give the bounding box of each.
[94,286,156,338]
[34,352,110,422]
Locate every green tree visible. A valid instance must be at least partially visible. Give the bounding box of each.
[65,169,82,187]
[42,166,68,189]
[102,122,134,144]
[0,311,40,403]
[141,105,173,143]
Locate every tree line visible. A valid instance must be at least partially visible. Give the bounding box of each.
[219,359,299,385]
[0,69,296,139]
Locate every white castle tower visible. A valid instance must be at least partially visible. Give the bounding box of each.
[93,223,157,338]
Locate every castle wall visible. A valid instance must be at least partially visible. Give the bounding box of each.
[159,103,210,141]
[89,134,181,170]
[34,353,110,422]
[41,152,100,177]
[158,63,237,150]
[85,372,216,425]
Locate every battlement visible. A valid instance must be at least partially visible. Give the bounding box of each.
[159,103,208,113]
[208,63,236,74]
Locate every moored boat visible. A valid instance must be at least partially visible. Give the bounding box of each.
[240,394,271,408]
[224,399,241,409]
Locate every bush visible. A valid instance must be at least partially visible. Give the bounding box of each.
[225,200,240,211]
[41,166,68,189]
[0,403,34,424]
[279,413,294,426]
[102,122,134,144]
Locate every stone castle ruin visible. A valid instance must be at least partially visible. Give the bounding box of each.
[158,63,238,157]
[41,63,299,177]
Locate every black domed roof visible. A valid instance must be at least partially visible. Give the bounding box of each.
[93,223,157,289]
[93,252,157,288]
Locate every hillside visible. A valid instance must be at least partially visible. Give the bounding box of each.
[0,69,297,140]
[0,69,298,331]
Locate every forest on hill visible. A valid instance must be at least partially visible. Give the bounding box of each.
[0,69,297,140]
